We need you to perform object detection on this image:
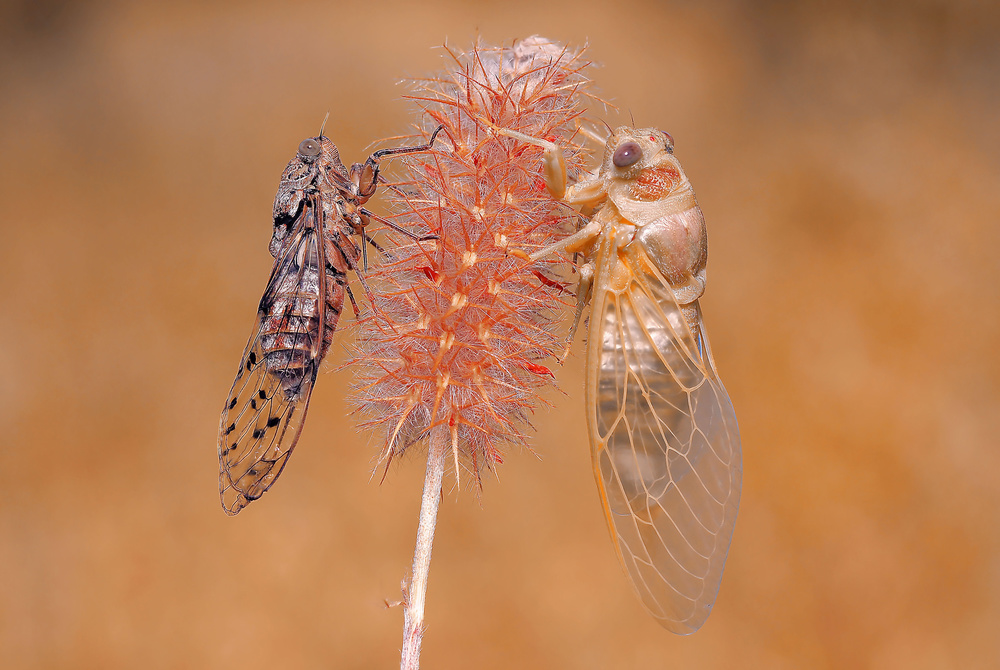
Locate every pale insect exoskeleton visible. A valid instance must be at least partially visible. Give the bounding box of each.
[499,125,742,634]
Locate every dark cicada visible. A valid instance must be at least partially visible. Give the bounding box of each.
[218,126,441,515]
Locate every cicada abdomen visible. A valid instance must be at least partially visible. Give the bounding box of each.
[219,129,441,515]
[499,124,742,633]
[259,193,355,398]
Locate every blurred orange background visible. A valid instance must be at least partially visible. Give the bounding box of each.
[2,1,998,668]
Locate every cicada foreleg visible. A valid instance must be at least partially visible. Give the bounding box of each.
[355,125,445,199]
[490,125,607,204]
[339,127,445,272]
[576,122,609,147]
[490,125,606,263]
[490,127,567,199]
[491,125,607,357]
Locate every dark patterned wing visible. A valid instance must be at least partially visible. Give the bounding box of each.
[218,223,329,515]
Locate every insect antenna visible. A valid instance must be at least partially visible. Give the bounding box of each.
[318,111,330,138]
[628,108,635,128]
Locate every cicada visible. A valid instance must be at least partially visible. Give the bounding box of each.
[218,126,441,515]
[502,125,742,633]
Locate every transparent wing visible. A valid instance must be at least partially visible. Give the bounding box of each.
[589,247,741,634]
[218,227,327,515]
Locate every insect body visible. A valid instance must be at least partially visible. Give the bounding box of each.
[504,125,742,634]
[218,129,440,515]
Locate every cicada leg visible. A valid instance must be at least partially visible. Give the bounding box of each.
[514,219,602,262]
[576,123,608,147]
[354,125,445,199]
[490,126,567,199]
[491,124,607,353]
[560,260,594,360]
[359,207,439,243]
[491,124,608,263]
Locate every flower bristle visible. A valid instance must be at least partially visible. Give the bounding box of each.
[351,38,595,483]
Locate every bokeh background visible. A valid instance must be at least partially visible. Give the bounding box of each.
[2,0,998,668]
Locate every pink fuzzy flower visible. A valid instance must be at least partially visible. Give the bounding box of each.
[351,38,596,483]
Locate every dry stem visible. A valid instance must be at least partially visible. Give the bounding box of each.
[400,425,448,670]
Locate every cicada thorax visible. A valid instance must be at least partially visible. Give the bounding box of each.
[598,145,709,329]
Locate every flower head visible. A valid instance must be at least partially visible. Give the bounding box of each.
[352,37,595,483]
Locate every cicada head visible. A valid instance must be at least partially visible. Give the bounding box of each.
[273,136,353,225]
[312,137,352,189]
[602,127,692,204]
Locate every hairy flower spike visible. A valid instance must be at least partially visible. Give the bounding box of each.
[352,38,595,482]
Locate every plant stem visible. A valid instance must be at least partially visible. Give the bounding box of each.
[400,425,448,670]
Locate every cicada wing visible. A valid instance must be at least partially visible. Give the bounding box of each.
[588,249,741,634]
[218,227,328,515]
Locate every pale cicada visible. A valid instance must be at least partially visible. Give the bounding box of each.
[218,127,441,515]
[502,125,742,634]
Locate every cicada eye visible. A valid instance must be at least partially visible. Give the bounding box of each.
[662,131,674,154]
[613,140,642,168]
[298,138,322,157]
